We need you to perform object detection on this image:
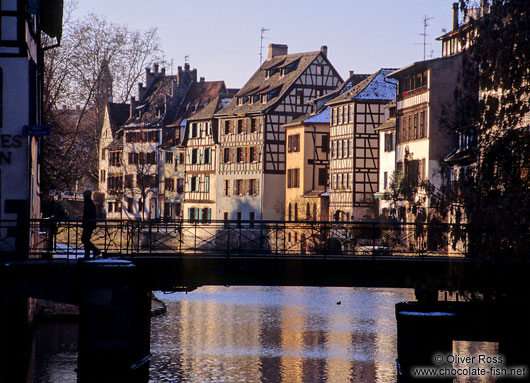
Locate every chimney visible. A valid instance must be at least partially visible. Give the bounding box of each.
[452,2,459,31]
[200,77,205,82]
[130,96,137,119]
[153,62,159,73]
[161,67,166,76]
[320,45,328,57]
[138,82,145,100]
[145,67,154,87]
[349,70,354,78]
[268,43,288,59]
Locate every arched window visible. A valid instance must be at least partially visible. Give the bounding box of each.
[313,203,317,220]
[306,203,311,219]
[288,203,292,221]
[294,203,298,221]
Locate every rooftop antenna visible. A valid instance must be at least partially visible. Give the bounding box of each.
[170,58,174,74]
[260,27,270,65]
[416,15,434,60]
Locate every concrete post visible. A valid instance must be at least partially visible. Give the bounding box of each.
[395,302,454,382]
[77,260,151,382]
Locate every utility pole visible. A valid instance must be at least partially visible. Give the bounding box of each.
[260,27,270,65]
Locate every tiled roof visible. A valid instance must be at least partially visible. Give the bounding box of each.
[107,102,130,135]
[187,93,234,122]
[327,68,397,106]
[105,135,123,151]
[216,50,323,116]
[169,81,227,126]
[375,117,396,131]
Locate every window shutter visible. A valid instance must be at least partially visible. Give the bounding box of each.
[207,209,211,221]
[255,179,260,196]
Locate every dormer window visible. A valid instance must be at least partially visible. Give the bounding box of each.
[237,97,243,106]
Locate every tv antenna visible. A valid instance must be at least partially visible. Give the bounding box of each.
[260,27,270,65]
[416,15,434,60]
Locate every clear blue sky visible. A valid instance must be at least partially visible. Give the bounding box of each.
[74,0,459,89]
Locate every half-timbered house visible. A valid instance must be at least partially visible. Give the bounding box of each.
[214,44,343,222]
[159,80,229,221]
[98,102,129,218]
[326,69,397,222]
[182,93,233,222]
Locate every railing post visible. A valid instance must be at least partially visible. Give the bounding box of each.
[226,221,231,258]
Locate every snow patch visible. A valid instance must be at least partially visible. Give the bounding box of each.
[355,69,397,101]
[304,106,330,124]
[399,311,455,317]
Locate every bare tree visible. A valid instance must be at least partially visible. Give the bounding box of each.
[41,2,163,194]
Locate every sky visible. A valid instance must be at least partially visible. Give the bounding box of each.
[73,0,460,89]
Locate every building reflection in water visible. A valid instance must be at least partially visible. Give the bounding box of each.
[149,286,415,382]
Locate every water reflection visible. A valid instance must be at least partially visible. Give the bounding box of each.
[150,286,415,382]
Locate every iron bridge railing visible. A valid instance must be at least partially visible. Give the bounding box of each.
[0,218,479,260]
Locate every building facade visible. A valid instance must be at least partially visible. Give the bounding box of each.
[215,44,343,222]
[388,55,461,221]
[327,69,397,222]
[374,101,397,218]
[0,0,62,253]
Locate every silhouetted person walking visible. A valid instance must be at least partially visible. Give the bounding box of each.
[82,190,101,258]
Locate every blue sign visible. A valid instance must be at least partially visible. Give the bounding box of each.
[23,125,51,136]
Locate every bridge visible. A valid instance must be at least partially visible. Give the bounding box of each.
[1,218,528,382]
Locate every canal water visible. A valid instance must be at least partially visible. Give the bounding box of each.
[31,286,417,382]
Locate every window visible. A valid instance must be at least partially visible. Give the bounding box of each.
[288,203,292,221]
[101,149,105,160]
[237,119,243,134]
[100,169,106,183]
[338,106,343,125]
[296,90,304,105]
[306,203,311,219]
[188,208,198,222]
[224,120,230,135]
[179,153,185,165]
[166,177,175,191]
[191,149,198,164]
[109,151,121,166]
[288,134,300,152]
[249,146,256,162]
[249,212,255,228]
[223,179,230,196]
[384,172,388,190]
[249,179,258,196]
[237,211,242,228]
[420,111,426,138]
[189,176,200,192]
[287,168,300,188]
[250,118,256,133]
[236,147,243,162]
[414,113,418,139]
[224,212,229,228]
[223,148,230,163]
[166,152,173,163]
[337,141,342,158]
[191,123,198,138]
[318,168,327,186]
[294,203,298,221]
[321,134,329,152]
[203,148,211,164]
[235,179,243,196]
[125,175,134,188]
[408,116,412,142]
[204,176,210,193]
[313,204,317,220]
[177,178,184,193]
[201,208,211,223]
[384,132,394,152]
[127,198,134,213]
